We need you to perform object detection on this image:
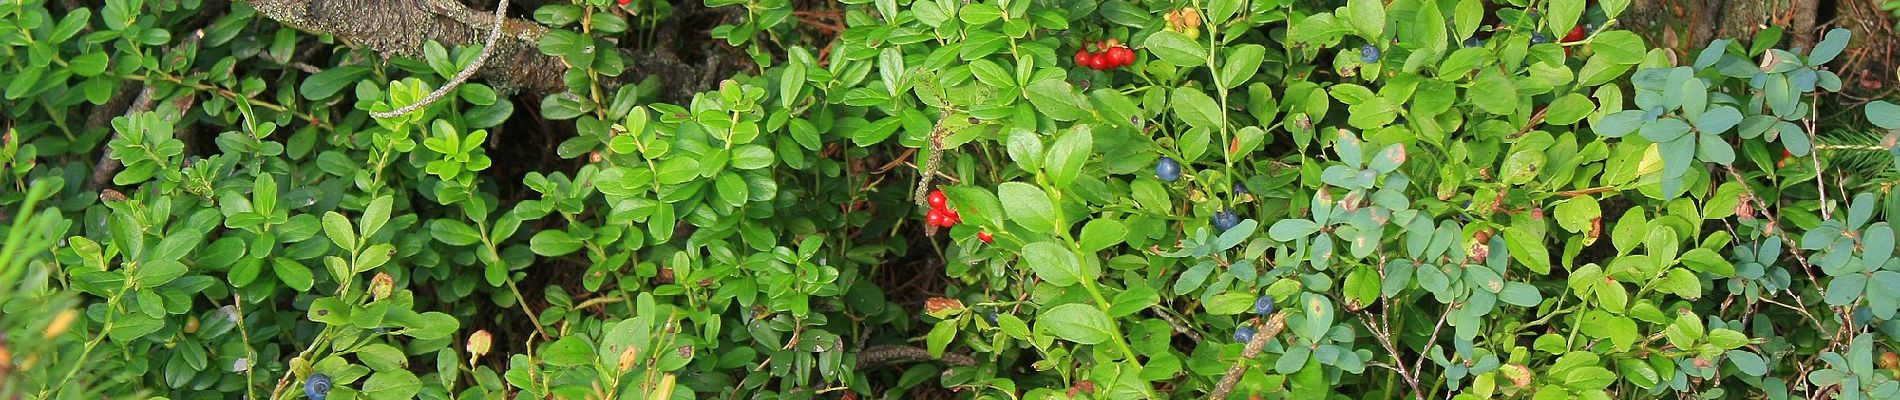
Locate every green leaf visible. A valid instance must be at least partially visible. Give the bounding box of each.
[1144,30,1207,67]
[997,182,1059,233]
[529,229,584,257]
[361,195,394,239]
[1204,292,1255,315]
[1810,28,1851,65]
[400,312,460,340]
[1171,86,1224,131]
[1591,31,1647,65]
[1728,350,1768,375]
[1866,101,1900,130]
[1036,303,1115,345]
[1044,129,1093,189]
[1678,248,1736,277]
[1564,366,1616,390]
[71,52,110,77]
[1078,219,1128,252]
[361,370,422,400]
[136,260,187,287]
[1024,241,1091,287]
[1499,282,1544,307]
[1502,227,1551,274]
[1707,329,1749,349]
[1347,0,1386,40]
[1546,0,1583,44]
[1595,110,1645,137]
[1469,74,1518,115]
[1596,280,1628,312]
[430,220,484,246]
[1296,293,1334,342]
[1219,45,1266,88]
[1696,106,1743,134]
[731,144,775,170]
[1546,94,1597,125]
[273,257,314,292]
[1553,196,1601,234]
[1269,219,1321,241]
[1024,79,1087,121]
[302,66,370,100]
[997,314,1031,339]
[323,212,356,251]
[543,336,596,366]
[926,320,957,359]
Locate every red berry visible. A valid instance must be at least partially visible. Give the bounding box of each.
[1109,47,1135,68]
[618,0,630,5]
[1075,50,1092,67]
[1564,25,1588,42]
[926,210,948,227]
[927,190,948,210]
[943,209,961,224]
[978,232,994,244]
[1092,53,1114,70]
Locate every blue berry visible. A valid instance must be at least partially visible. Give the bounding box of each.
[1212,208,1241,233]
[1234,326,1256,342]
[1360,45,1380,63]
[306,373,333,400]
[1232,181,1249,195]
[985,312,999,326]
[1254,295,1276,316]
[1464,38,1485,48]
[1531,32,1548,44]
[1155,157,1182,182]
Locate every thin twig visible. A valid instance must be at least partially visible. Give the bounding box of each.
[1808,99,1831,220]
[1359,312,1425,400]
[370,0,512,118]
[1208,312,1287,400]
[1409,307,1451,381]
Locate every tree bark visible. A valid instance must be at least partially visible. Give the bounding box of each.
[241,0,568,94]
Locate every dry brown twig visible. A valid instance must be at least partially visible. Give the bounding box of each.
[1208,312,1287,400]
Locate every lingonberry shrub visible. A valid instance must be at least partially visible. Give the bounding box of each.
[1,0,1899,398]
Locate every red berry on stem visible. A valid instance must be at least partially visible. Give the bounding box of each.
[1075,50,1092,67]
[1090,53,1111,70]
[927,210,948,227]
[944,209,961,224]
[617,0,630,5]
[927,190,948,209]
[978,232,994,244]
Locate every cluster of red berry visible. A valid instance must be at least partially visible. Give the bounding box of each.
[925,189,995,243]
[924,189,961,228]
[1074,39,1136,71]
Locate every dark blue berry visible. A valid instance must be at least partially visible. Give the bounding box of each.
[306,373,332,400]
[985,312,999,326]
[1212,208,1241,233]
[1531,32,1548,44]
[1464,38,1485,48]
[1254,295,1276,316]
[1232,181,1249,196]
[1234,326,1256,342]
[1360,45,1380,63]
[1155,157,1182,182]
